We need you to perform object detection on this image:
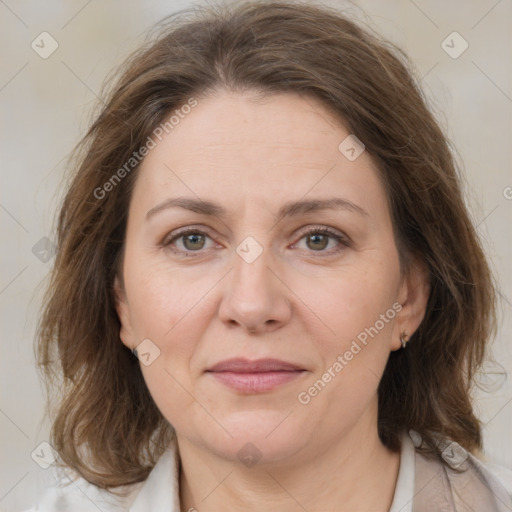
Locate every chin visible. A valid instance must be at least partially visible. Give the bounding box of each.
[194,409,309,466]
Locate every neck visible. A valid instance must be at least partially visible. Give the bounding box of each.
[178,414,401,512]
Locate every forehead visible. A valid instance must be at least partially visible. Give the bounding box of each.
[131,89,387,220]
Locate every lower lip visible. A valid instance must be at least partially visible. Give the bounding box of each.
[208,371,304,393]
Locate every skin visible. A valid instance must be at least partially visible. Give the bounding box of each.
[114,89,429,512]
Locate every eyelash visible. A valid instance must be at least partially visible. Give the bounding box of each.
[162,226,350,258]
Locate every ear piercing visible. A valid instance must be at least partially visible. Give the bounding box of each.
[400,332,409,349]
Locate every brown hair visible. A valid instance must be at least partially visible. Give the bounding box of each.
[37,0,496,489]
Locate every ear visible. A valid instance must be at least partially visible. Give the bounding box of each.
[391,257,430,351]
[113,275,136,350]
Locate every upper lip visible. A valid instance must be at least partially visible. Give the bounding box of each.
[206,358,304,373]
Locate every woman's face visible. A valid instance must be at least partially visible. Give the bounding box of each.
[115,90,427,465]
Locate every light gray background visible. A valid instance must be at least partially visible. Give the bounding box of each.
[1,0,511,510]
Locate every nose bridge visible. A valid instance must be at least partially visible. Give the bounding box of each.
[231,234,276,303]
[232,236,272,297]
[218,233,291,331]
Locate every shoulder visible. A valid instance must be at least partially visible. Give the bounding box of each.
[408,430,512,511]
[25,444,179,512]
[23,471,142,511]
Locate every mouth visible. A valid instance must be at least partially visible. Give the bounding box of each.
[205,358,306,393]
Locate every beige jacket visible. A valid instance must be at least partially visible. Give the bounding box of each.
[27,430,512,511]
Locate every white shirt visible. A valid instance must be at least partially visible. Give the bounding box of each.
[26,430,512,511]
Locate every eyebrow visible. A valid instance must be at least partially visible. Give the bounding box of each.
[146,196,369,221]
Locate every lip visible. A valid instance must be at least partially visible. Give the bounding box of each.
[207,358,304,373]
[206,358,306,393]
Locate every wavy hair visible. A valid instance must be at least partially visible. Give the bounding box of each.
[37,0,496,488]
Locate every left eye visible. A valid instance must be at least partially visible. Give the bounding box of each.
[294,229,346,252]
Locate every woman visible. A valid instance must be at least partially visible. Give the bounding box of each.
[30,1,512,510]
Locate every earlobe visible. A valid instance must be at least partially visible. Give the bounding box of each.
[113,275,135,349]
[392,258,430,351]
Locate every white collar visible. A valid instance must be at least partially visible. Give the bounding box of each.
[129,436,181,512]
[389,430,416,512]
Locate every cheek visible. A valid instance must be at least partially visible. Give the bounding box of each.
[295,271,398,425]
[295,259,400,412]
[123,254,214,340]
[127,275,208,432]
[304,258,400,349]
[122,258,208,401]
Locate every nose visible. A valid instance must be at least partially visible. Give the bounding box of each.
[218,243,292,334]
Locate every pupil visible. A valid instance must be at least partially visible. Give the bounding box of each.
[308,234,327,250]
[184,233,204,250]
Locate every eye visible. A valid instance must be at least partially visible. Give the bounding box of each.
[293,227,349,254]
[163,228,216,255]
[162,225,350,258]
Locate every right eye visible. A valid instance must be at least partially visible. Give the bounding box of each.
[163,229,217,256]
